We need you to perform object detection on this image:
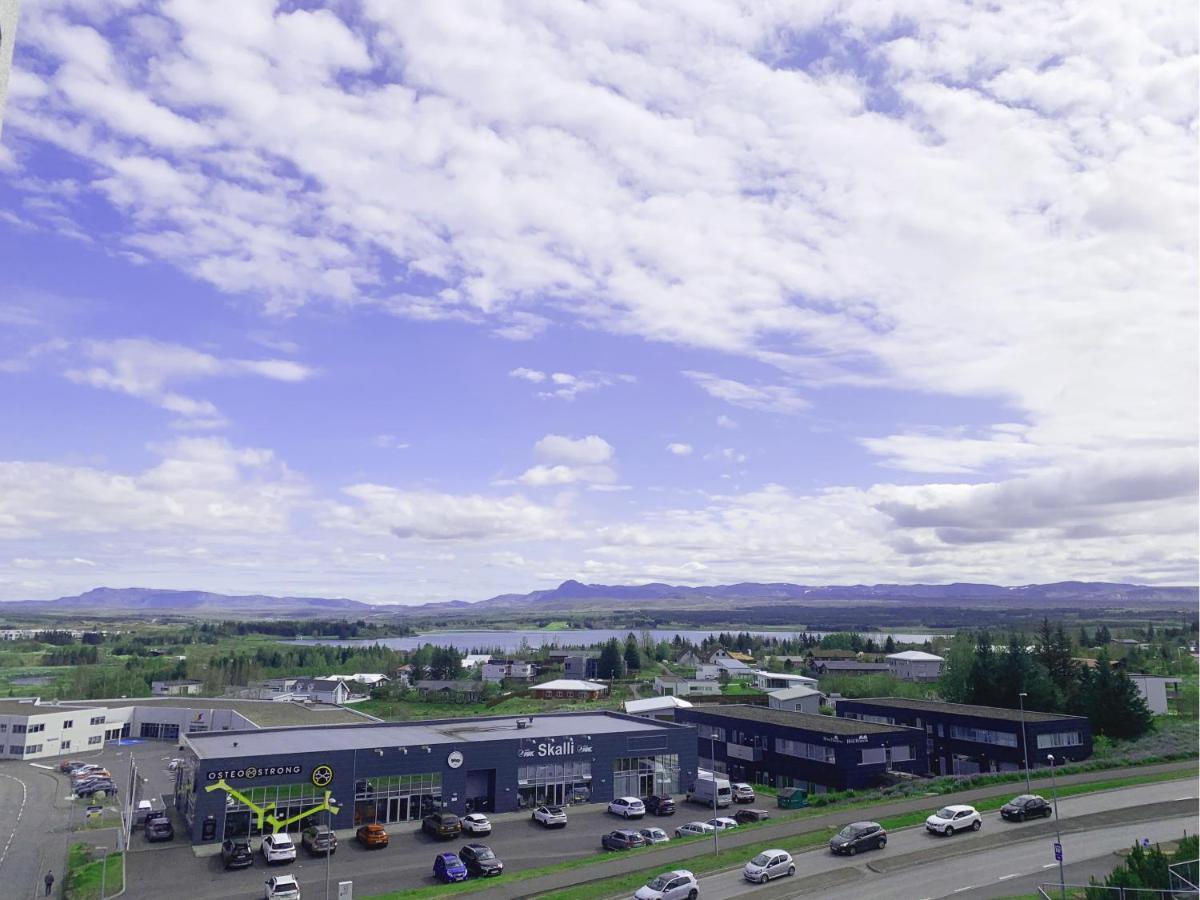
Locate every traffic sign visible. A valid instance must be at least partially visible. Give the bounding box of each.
[1053,842,1063,861]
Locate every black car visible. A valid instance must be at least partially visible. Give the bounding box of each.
[1000,795,1053,822]
[221,839,254,869]
[459,843,504,876]
[601,830,647,851]
[644,795,676,816]
[301,825,338,855]
[829,821,886,856]
[145,818,175,842]
[76,782,117,798]
[422,812,462,840]
[734,808,771,825]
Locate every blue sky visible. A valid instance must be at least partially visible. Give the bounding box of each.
[0,1,1195,603]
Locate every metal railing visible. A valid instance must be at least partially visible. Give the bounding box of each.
[1170,858,1200,893]
[1037,883,1200,899]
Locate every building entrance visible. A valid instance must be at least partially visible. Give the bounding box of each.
[517,760,592,808]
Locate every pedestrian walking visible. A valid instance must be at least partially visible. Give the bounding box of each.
[44,870,54,896]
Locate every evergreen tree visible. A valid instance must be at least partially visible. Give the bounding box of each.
[623,634,642,672]
[597,638,626,680]
[884,635,896,654]
[1081,649,1153,738]
[999,634,1059,711]
[936,634,976,703]
[1078,626,1091,648]
[967,631,1001,706]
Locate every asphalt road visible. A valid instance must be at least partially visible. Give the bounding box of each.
[690,780,1199,900]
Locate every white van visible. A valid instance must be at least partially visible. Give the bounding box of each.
[687,774,732,808]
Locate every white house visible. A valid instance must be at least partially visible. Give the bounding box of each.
[292,678,352,704]
[753,670,818,691]
[625,695,693,721]
[767,686,822,714]
[886,651,944,682]
[695,664,721,681]
[713,658,754,680]
[462,654,491,669]
[482,660,537,683]
[654,675,721,697]
[151,679,203,696]
[1127,674,1183,716]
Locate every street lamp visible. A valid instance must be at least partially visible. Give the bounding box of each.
[1017,692,1031,793]
[710,732,719,855]
[325,798,339,900]
[1047,754,1065,900]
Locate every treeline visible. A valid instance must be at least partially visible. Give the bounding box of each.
[193,619,411,640]
[42,645,100,666]
[939,620,1154,739]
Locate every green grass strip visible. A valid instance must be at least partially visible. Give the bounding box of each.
[65,843,123,900]
[364,768,1189,900]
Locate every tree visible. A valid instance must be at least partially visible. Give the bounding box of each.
[1096,625,1112,645]
[967,631,1002,706]
[1078,627,1091,648]
[597,638,626,680]
[623,634,642,672]
[999,634,1058,711]
[884,635,896,654]
[936,635,977,704]
[1081,649,1153,738]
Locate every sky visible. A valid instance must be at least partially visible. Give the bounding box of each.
[0,0,1196,604]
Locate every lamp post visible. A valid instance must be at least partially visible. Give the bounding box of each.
[325,798,338,900]
[1017,692,1031,793]
[710,733,719,855]
[1047,754,1065,900]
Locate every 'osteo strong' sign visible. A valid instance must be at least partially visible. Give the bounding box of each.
[518,736,593,759]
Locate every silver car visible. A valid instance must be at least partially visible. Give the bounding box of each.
[634,869,699,900]
[743,848,795,883]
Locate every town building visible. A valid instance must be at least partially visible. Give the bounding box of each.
[767,686,822,714]
[885,651,944,682]
[836,698,1092,776]
[292,678,353,705]
[624,696,693,721]
[415,681,484,703]
[174,710,697,845]
[528,679,609,700]
[675,704,926,794]
[461,654,491,669]
[695,664,721,681]
[1126,674,1184,716]
[711,657,754,680]
[482,660,537,684]
[151,679,204,696]
[675,651,703,667]
[810,660,890,677]
[563,654,601,680]
[753,671,818,691]
[653,675,721,697]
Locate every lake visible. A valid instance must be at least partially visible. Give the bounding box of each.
[289,628,941,653]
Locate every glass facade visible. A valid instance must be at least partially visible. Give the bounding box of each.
[613,754,680,799]
[354,773,442,825]
[517,761,592,808]
[223,782,327,839]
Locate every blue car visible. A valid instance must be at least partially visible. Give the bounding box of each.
[434,851,469,883]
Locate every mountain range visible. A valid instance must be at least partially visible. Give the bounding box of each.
[1,580,1194,618]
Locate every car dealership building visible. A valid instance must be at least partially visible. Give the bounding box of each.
[175,710,697,845]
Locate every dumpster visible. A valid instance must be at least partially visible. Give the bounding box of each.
[776,788,808,809]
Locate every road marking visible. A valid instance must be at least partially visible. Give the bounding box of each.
[1174,796,1196,801]
[1043,863,1057,868]
[28,763,53,771]
[997,873,1021,881]
[952,887,975,893]
[0,774,28,876]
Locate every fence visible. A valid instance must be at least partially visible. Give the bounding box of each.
[1037,883,1199,899]
[1170,859,1199,894]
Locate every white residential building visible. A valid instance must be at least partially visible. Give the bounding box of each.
[653,675,721,697]
[753,670,818,691]
[625,696,693,721]
[151,680,203,696]
[695,664,721,681]
[767,686,822,714]
[482,660,536,683]
[886,651,944,682]
[1127,674,1183,716]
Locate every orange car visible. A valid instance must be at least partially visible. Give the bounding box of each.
[356,824,389,849]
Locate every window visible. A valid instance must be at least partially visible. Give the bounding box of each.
[60,741,71,750]
[0,724,7,732]
[949,725,1018,747]
[62,720,73,729]
[888,744,913,763]
[12,724,26,734]
[24,744,41,754]
[775,738,835,763]
[844,712,895,725]
[89,716,106,726]
[696,724,726,742]
[27,723,45,733]
[8,745,23,755]
[859,747,886,765]
[88,736,103,745]
[1036,732,1082,749]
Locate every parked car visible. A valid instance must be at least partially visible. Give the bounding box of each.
[59,760,86,773]
[634,869,700,900]
[301,825,337,855]
[356,824,389,848]
[925,805,982,836]
[776,787,807,809]
[422,812,462,841]
[732,783,755,803]
[602,829,647,851]
[608,797,646,819]
[829,821,886,855]
[76,782,117,798]
[674,821,715,838]
[1001,795,1053,822]
[221,838,254,870]
[743,849,795,883]
[433,851,468,883]
[461,813,492,835]
[261,833,297,864]
[459,843,504,876]
[264,874,301,899]
[706,817,739,831]
[144,818,174,842]
[644,794,677,816]
[144,810,170,826]
[733,808,771,825]
[532,805,567,828]
[639,826,670,845]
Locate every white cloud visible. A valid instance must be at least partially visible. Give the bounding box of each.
[508,367,547,383]
[63,338,315,426]
[684,371,809,415]
[372,435,411,450]
[666,443,693,456]
[521,433,618,487]
[860,424,1046,475]
[533,434,614,466]
[716,415,739,430]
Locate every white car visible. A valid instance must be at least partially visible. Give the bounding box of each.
[674,821,716,838]
[264,875,301,900]
[261,833,297,864]
[532,805,568,828]
[609,797,647,818]
[634,868,700,900]
[461,813,492,835]
[732,782,755,803]
[925,804,982,836]
[706,817,739,831]
[639,826,670,844]
[743,849,795,883]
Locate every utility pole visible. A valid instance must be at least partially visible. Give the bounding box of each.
[711,733,718,855]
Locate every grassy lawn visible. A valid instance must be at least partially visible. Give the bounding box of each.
[719,682,763,696]
[363,768,1188,900]
[65,843,123,900]
[357,692,628,721]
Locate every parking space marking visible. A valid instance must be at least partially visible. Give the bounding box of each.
[0,773,28,875]
[29,763,54,770]
[997,873,1020,880]
[952,886,975,893]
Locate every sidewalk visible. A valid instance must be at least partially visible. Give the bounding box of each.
[474,760,1197,900]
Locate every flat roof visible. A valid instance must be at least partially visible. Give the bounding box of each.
[185,711,675,760]
[532,680,607,691]
[681,704,919,736]
[768,686,821,700]
[62,697,375,727]
[0,699,44,716]
[840,697,1085,724]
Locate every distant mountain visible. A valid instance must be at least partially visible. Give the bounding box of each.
[2,587,382,618]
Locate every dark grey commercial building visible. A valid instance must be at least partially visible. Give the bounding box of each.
[836,698,1092,776]
[674,704,927,794]
[175,710,696,845]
